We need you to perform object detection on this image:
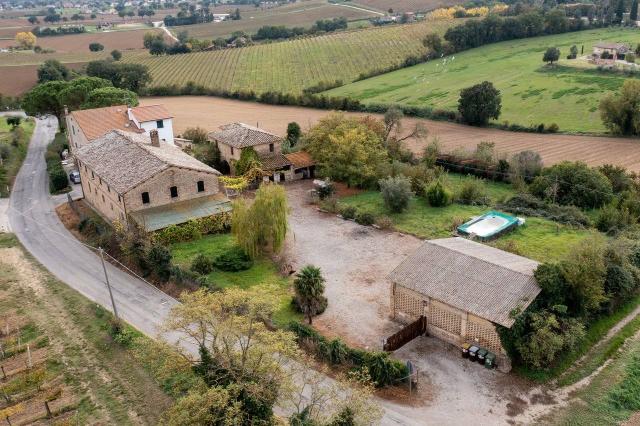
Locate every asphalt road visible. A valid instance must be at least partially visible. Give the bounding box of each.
[7,116,423,426]
[8,116,178,338]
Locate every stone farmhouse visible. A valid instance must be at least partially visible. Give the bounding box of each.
[208,122,315,182]
[592,42,630,60]
[74,129,230,231]
[65,104,175,151]
[388,237,541,371]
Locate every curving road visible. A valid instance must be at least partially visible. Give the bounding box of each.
[8,116,178,338]
[8,116,422,426]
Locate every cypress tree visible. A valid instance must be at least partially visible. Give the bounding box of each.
[631,0,638,21]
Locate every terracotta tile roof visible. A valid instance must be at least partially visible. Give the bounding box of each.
[70,105,142,141]
[388,237,541,328]
[259,153,291,171]
[75,130,219,194]
[131,104,173,122]
[594,42,629,51]
[285,151,315,168]
[208,123,281,149]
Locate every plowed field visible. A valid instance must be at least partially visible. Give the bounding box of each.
[143,95,640,172]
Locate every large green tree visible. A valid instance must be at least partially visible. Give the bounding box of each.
[232,183,288,259]
[457,81,501,126]
[21,80,68,118]
[304,113,388,188]
[543,47,560,64]
[37,59,70,83]
[600,80,640,136]
[59,77,112,110]
[81,87,139,109]
[86,60,151,92]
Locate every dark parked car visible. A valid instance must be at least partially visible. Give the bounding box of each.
[69,171,81,184]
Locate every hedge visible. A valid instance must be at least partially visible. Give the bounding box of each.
[289,322,408,387]
[153,212,231,245]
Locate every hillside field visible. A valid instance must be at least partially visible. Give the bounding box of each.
[325,27,640,133]
[174,0,379,40]
[122,19,461,94]
[350,0,465,13]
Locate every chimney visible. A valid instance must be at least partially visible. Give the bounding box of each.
[150,129,160,147]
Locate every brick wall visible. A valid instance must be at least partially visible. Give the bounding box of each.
[77,160,126,223]
[65,114,89,152]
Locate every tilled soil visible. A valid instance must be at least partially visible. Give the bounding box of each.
[142,96,640,172]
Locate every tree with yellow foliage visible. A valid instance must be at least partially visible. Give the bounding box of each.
[14,32,36,49]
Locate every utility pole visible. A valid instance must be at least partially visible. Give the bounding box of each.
[98,247,119,320]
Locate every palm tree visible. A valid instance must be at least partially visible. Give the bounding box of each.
[294,265,327,325]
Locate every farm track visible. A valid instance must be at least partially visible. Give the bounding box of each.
[145,95,640,172]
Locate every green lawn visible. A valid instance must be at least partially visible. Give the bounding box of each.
[171,233,300,326]
[545,323,640,425]
[325,27,640,133]
[337,175,598,263]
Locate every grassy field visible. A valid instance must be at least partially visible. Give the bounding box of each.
[351,0,466,13]
[122,18,462,94]
[546,332,640,425]
[0,234,174,424]
[326,27,640,133]
[337,174,598,263]
[170,233,300,326]
[175,0,379,40]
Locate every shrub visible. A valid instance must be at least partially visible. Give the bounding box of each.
[375,215,393,229]
[191,254,214,275]
[111,49,122,61]
[340,206,356,220]
[355,211,375,226]
[497,193,590,227]
[147,244,173,281]
[89,42,104,51]
[529,162,613,208]
[182,127,208,144]
[213,246,253,272]
[425,179,452,207]
[456,177,489,205]
[154,214,230,245]
[509,150,543,182]
[379,175,412,213]
[596,204,632,235]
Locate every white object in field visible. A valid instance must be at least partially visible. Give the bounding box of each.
[313,179,327,188]
[517,217,525,226]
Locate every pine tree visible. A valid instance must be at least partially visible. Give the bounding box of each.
[631,0,638,21]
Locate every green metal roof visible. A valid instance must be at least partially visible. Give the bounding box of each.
[130,194,232,232]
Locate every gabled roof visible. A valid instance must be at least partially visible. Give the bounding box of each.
[69,105,142,141]
[130,105,173,122]
[388,237,541,328]
[75,130,219,194]
[260,153,291,171]
[285,151,315,169]
[594,42,629,50]
[208,123,281,149]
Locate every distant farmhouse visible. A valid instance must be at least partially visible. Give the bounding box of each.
[74,129,230,231]
[208,122,315,182]
[65,104,175,151]
[388,237,541,370]
[592,41,630,61]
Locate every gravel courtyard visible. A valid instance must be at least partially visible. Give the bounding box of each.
[283,181,552,425]
[284,181,423,349]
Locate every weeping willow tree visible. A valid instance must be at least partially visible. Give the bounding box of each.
[232,183,288,259]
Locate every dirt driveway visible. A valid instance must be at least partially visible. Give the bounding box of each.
[284,181,422,348]
[283,181,551,425]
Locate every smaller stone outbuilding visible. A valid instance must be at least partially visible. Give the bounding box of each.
[208,123,282,167]
[388,237,541,370]
[592,42,630,60]
[75,129,230,231]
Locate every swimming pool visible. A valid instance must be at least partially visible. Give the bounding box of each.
[457,211,521,241]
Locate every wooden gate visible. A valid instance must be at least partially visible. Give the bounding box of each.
[383,316,426,351]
